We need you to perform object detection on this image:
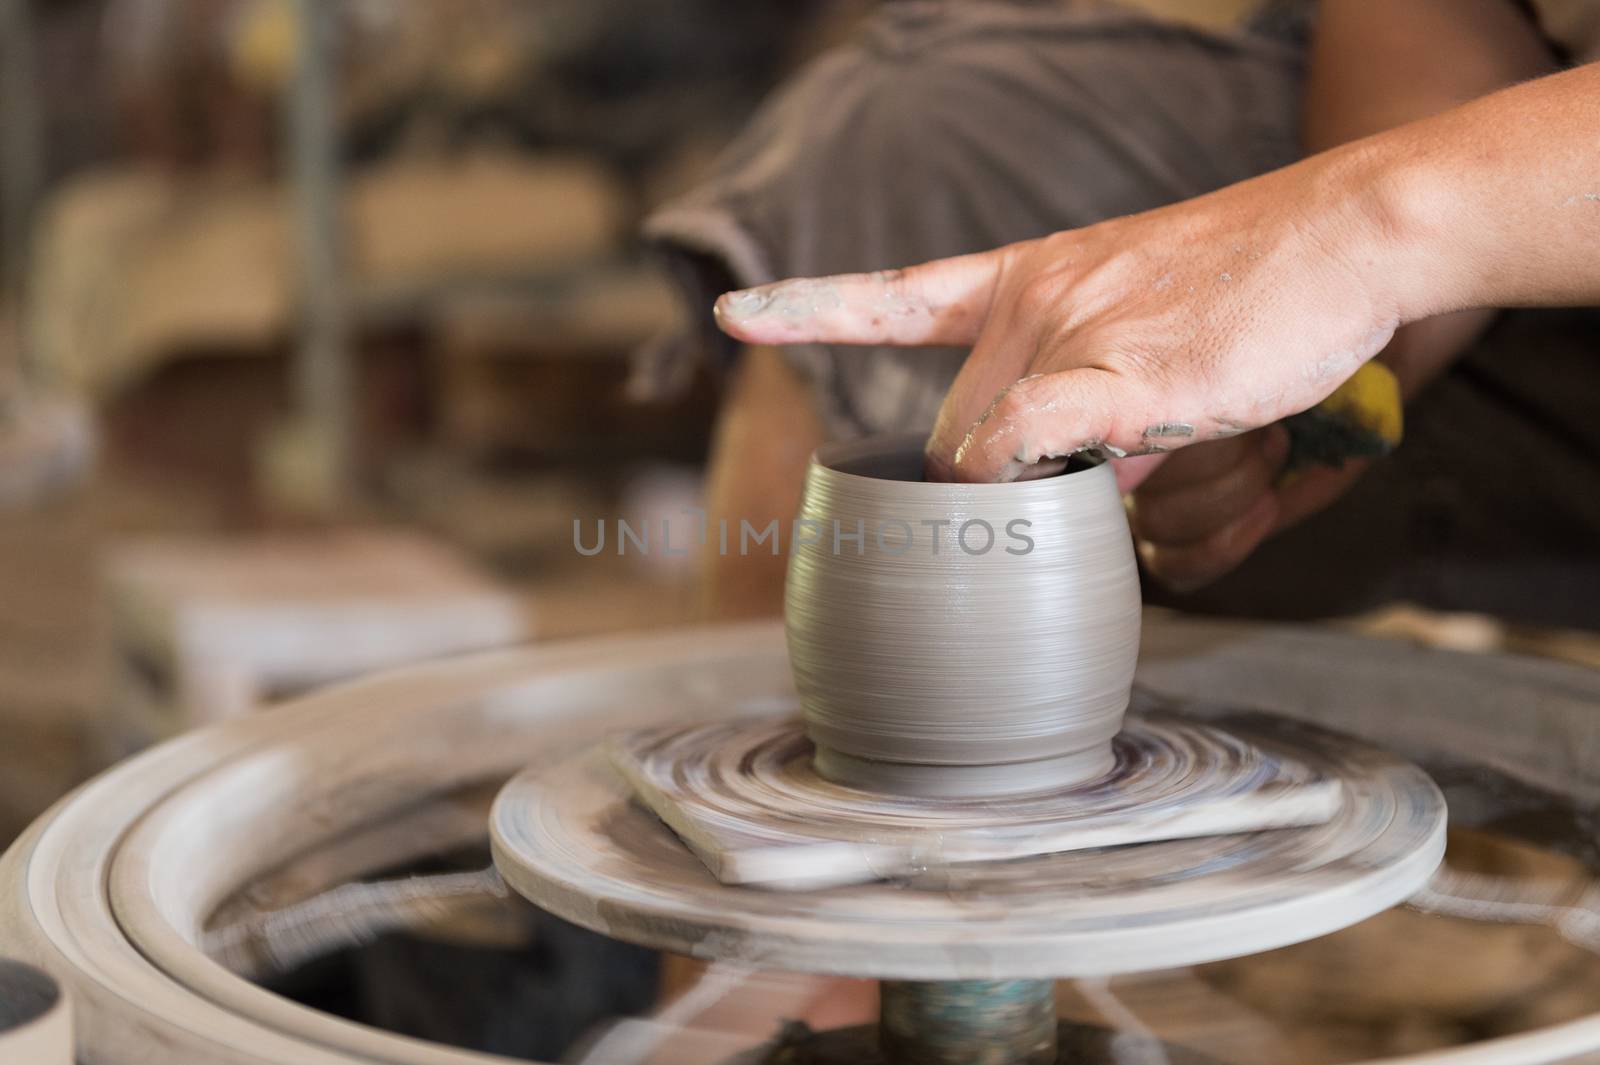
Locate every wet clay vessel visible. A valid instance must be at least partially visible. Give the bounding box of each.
[784,433,1141,797]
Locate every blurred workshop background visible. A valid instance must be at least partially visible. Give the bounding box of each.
[2,4,1600,1062]
[0,0,1593,852]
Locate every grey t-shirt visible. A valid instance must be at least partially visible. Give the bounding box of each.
[640,0,1597,441]
[1528,0,1600,61]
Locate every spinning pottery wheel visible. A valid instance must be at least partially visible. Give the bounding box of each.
[492,714,1445,978]
[488,438,1448,1064]
[2,615,1600,1063]
[492,710,1445,1062]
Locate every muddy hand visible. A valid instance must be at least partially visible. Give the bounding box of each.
[714,154,1403,487]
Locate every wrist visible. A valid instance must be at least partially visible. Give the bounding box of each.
[1314,134,1478,325]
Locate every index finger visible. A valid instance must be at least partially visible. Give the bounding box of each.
[713,249,1007,348]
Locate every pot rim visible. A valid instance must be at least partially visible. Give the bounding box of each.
[811,431,1106,493]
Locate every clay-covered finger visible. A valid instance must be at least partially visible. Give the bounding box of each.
[1137,492,1281,593]
[1135,434,1259,493]
[1130,432,1289,547]
[931,369,1132,483]
[713,250,1005,347]
[1131,467,1270,548]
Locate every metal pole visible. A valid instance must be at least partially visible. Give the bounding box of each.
[0,0,41,297]
[0,0,42,393]
[880,979,1058,1065]
[286,0,351,502]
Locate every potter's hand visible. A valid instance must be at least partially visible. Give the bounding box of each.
[715,62,1600,484]
[714,155,1400,485]
[1130,429,1289,592]
[1129,426,1373,591]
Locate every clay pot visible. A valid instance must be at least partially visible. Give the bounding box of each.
[785,433,1141,798]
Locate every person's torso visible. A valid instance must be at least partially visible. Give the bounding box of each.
[1523,0,1599,61]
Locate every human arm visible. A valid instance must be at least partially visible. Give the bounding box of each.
[1131,0,1556,590]
[712,50,1597,487]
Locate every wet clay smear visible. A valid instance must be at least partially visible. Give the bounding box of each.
[607,714,1343,890]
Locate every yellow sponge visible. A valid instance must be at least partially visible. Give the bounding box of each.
[1282,361,1403,469]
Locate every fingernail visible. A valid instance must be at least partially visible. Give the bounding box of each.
[716,288,771,320]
